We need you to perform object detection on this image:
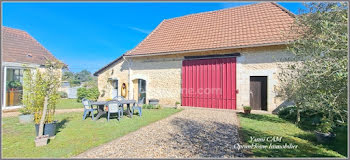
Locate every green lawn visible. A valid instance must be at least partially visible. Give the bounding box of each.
[238,113,347,158]
[56,99,82,109]
[2,108,183,158]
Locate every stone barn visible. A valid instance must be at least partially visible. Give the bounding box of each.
[94,2,295,112]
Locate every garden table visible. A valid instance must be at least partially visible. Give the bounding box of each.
[91,100,136,121]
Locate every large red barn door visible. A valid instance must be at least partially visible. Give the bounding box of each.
[182,57,236,110]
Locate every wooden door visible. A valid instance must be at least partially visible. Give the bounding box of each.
[250,76,267,110]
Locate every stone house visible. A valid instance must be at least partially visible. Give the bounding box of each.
[1,26,65,110]
[94,2,295,112]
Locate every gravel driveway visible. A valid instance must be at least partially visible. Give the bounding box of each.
[76,107,243,158]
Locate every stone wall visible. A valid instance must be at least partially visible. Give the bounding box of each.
[97,59,129,101]
[97,45,292,111]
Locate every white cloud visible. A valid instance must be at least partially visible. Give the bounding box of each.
[128,27,151,34]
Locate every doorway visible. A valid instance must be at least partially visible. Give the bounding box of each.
[250,76,267,111]
[181,57,237,109]
[111,80,118,98]
[138,79,146,104]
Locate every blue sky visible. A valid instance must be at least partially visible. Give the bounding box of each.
[2,2,305,73]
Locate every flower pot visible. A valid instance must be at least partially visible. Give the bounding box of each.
[35,135,49,147]
[35,121,57,138]
[244,110,251,114]
[174,104,179,109]
[315,131,336,143]
[19,114,34,124]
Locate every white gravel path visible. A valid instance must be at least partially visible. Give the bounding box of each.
[76,107,243,158]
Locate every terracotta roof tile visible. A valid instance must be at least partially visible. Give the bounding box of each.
[127,2,295,56]
[2,26,64,65]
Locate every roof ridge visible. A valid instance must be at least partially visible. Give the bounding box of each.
[25,31,57,60]
[2,26,27,33]
[270,2,296,18]
[165,2,271,21]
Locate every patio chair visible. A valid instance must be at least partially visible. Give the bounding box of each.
[106,100,123,121]
[112,96,125,116]
[82,98,96,120]
[132,97,144,117]
[112,96,125,101]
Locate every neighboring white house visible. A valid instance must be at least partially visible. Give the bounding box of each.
[1,26,65,110]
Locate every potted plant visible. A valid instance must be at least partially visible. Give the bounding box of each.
[315,117,336,143]
[7,80,22,91]
[18,107,34,124]
[23,61,63,146]
[175,101,180,109]
[243,106,252,114]
[7,80,22,106]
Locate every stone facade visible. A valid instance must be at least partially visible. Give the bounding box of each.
[97,59,129,100]
[97,45,292,112]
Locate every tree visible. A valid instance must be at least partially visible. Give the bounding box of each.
[62,70,74,81]
[278,2,348,132]
[75,69,93,82]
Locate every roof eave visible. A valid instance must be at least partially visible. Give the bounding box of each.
[124,41,289,58]
[93,55,124,76]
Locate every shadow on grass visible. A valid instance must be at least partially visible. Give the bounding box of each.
[55,117,70,135]
[294,127,348,157]
[160,117,243,158]
[238,113,286,123]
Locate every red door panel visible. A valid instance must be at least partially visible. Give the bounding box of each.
[182,57,236,110]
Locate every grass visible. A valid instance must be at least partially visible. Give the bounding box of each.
[237,113,347,158]
[56,99,81,109]
[2,108,183,158]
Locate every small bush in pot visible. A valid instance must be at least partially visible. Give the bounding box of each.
[243,106,252,114]
[23,61,63,146]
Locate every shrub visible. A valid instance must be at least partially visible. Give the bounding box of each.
[58,91,68,98]
[175,101,180,105]
[19,107,32,115]
[278,105,325,131]
[69,79,81,87]
[77,87,100,102]
[316,117,333,133]
[142,104,162,109]
[278,105,298,121]
[243,106,252,110]
[156,105,162,109]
